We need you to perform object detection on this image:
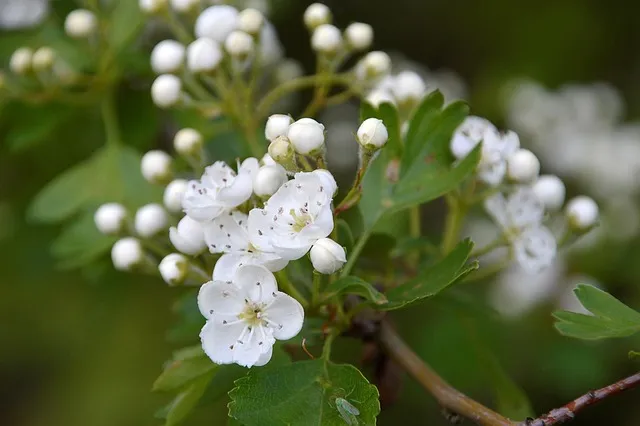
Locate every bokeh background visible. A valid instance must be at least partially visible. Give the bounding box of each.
[1,0,640,425]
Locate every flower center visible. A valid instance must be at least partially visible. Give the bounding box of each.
[290,208,312,233]
[239,302,266,326]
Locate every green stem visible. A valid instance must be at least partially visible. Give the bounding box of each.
[321,328,338,360]
[441,195,467,255]
[276,271,309,308]
[410,207,421,238]
[464,253,512,283]
[334,149,375,215]
[339,227,372,278]
[311,271,323,307]
[142,239,169,258]
[470,236,508,258]
[163,10,193,44]
[101,91,121,147]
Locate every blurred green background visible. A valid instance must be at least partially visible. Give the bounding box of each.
[1,0,640,425]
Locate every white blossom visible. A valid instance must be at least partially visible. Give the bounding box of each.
[311,24,342,54]
[265,114,293,142]
[253,165,288,198]
[173,128,203,156]
[533,175,565,211]
[391,70,426,104]
[151,40,185,74]
[187,37,223,73]
[163,179,189,213]
[303,3,331,30]
[345,22,373,50]
[141,150,173,184]
[198,265,304,367]
[135,204,169,238]
[507,149,540,183]
[9,47,33,74]
[159,253,189,285]
[566,196,599,231]
[310,238,346,274]
[170,216,207,255]
[94,203,127,235]
[151,74,183,108]
[287,118,325,155]
[357,118,388,149]
[195,5,239,43]
[224,30,254,57]
[111,237,145,271]
[64,9,96,39]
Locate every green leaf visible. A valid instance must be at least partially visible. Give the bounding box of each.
[153,353,218,392]
[382,239,477,310]
[228,360,380,426]
[402,90,446,175]
[5,103,77,152]
[165,372,215,426]
[108,0,145,53]
[378,102,402,156]
[322,276,388,305]
[553,285,640,340]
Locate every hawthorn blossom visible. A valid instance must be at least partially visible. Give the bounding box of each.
[484,187,556,273]
[198,265,304,367]
[248,170,337,260]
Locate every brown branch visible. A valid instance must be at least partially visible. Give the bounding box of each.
[522,371,640,426]
[379,320,514,426]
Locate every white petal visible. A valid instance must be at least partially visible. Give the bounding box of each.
[197,280,245,319]
[484,193,509,228]
[265,292,304,340]
[204,211,250,253]
[271,242,312,260]
[253,345,273,367]
[513,226,557,273]
[200,320,246,365]
[182,180,225,222]
[233,264,278,304]
[217,171,253,208]
[477,156,506,186]
[248,208,275,252]
[240,157,260,177]
[213,252,289,282]
[507,187,544,229]
[254,252,289,272]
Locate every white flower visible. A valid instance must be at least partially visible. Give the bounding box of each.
[135,204,169,238]
[311,24,342,54]
[151,74,183,108]
[310,238,346,274]
[224,30,254,57]
[391,71,426,104]
[265,114,293,142]
[159,253,189,285]
[238,8,264,35]
[187,37,223,73]
[9,47,33,74]
[170,216,207,255]
[173,128,203,156]
[357,118,388,149]
[0,0,48,30]
[248,170,336,260]
[139,0,167,14]
[566,196,599,231]
[268,136,294,163]
[170,0,199,13]
[356,51,391,80]
[345,22,373,50]
[303,3,331,29]
[287,118,325,155]
[253,165,288,198]
[485,187,557,273]
[365,89,395,108]
[198,265,304,367]
[111,237,144,271]
[94,203,127,235]
[32,47,55,71]
[151,40,185,74]
[141,150,173,184]
[164,179,189,213]
[64,9,96,39]
[507,149,540,183]
[451,116,497,159]
[533,175,565,211]
[183,158,259,222]
[195,5,239,43]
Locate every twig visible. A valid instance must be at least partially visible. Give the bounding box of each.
[522,372,640,426]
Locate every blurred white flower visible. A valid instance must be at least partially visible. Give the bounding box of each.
[0,0,48,30]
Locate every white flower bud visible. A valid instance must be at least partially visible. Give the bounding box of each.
[195,5,239,42]
[141,150,173,184]
[170,0,199,13]
[533,175,566,211]
[345,22,373,50]
[170,216,206,255]
[268,136,294,163]
[507,149,540,183]
[159,253,189,285]
[357,118,388,149]
[273,59,304,83]
[253,165,288,198]
[173,128,203,156]
[32,47,55,71]
[9,47,33,75]
[365,89,395,108]
[224,30,254,57]
[357,51,391,80]
[261,153,276,166]
[163,179,189,213]
[310,238,346,274]
[94,203,128,235]
[135,203,169,238]
[304,3,331,30]
[392,70,426,104]
[111,237,144,271]
[151,40,185,74]
[265,114,293,141]
[151,74,183,108]
[139,0,167,14]
[311,24,342,54]
[64,9,97,39]
[287,118,325,155]
[566,196,599,231]
[187,37,223,73]
[238,8,264,35]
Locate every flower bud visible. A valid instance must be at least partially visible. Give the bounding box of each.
[111,237,144,271]
[187,37,223,73]
[303,3,331,30]
[391,70,426,104]
[287,118,325,155]
[261,153,276,166]
[135,203,169,238]
[159,253,189,285]
[533,175,565,211]
[365,90,395,108]
[151,40,185,74]
[32,47,55,71]
[151,74,183,108]
[94,203,128,235]
[357,118,388,149]
[265,114,293,141]
[64,9,97,39]
[238,8,264,35]
[357,51,391,80]
[170,0,199,13]
[139,0,167,14]
[566,196,599,232]
[253,165,288,198]
[268,135,294,163]
[173,128,203,156]
[311,24,342,54]
[507,149,540,183]
[163,179,189,213]
[169,216,206,255]
[345,22,373,50]
[310,238,346,274]
[141,150,173,184]
[195,5,239,42]
[9,47,33,75]
[224,30,254,58]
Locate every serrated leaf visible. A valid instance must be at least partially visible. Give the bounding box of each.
[165,372,215,426]
[553,285,640,340]
[402,90,445,175]
[378,102,402,156]
[382,239,477,310]
[153,354,218,392]
[322,276,388,305]
[228,360,380,426]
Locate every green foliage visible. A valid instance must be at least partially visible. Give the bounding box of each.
[164,373,216,426]
[228,360,380,426]
[153,347,218,392]
[322,276,388,305]
[554,285,640,340]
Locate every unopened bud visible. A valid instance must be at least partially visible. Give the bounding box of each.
[253,165,288,198]
[224,30,254,58]
[238,8,264,35]
[135,204,169,238]
[32,47,55,71]
[64,9,97,39]
[566,196,599,232]
[111,237,145,271]
[9,47,33,75]
[310,238,346,274]
[345,22,373,50]
[507,149,540,183]
[173,128,203,156]
[159,253,189,285]
[195,5,240,43]
[357,118,388,149]
[141,150,173,184]
[287,118,325,155]
[151,74,183,108]
[265,114,293,141]
[187,37,223,73]
[139,0,168,14]
[533,175,565,211]
[304,3,331,30]
[268,135,294,164]
[311,24,342,55]
[95,203,128,235]
[151,40,185,74]
[163,179,189,213]
[169,216,207,255]
[170,0,199,13]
